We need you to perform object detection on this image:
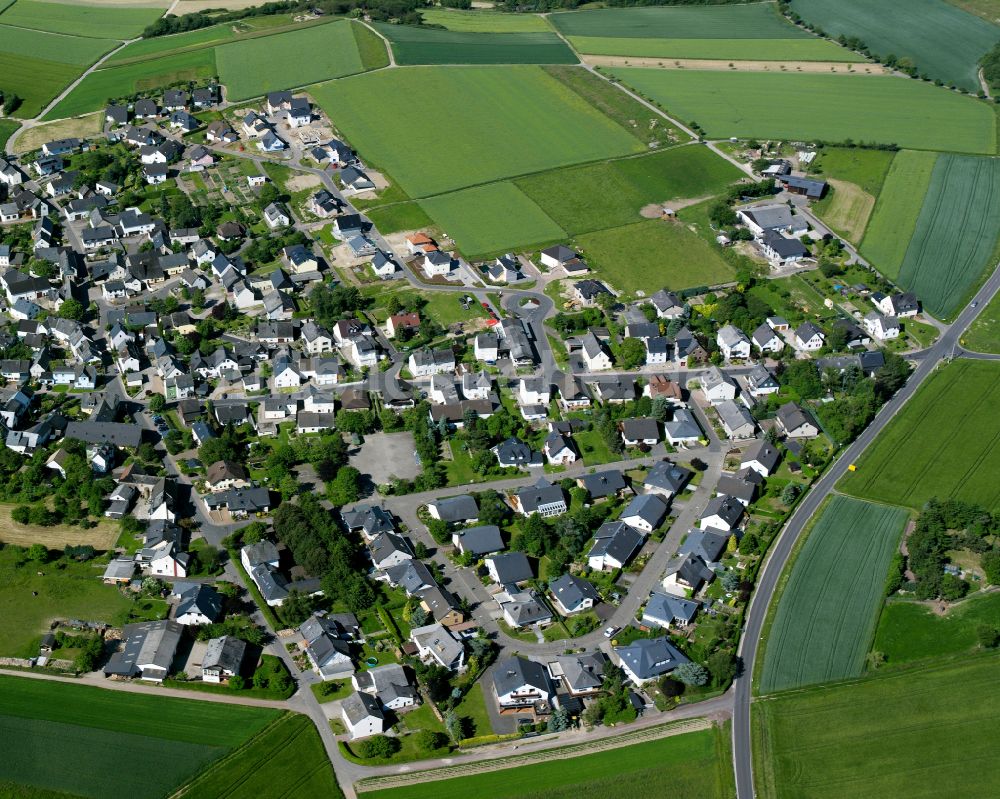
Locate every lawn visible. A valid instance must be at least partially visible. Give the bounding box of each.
[809,147,895,242]
[365,201,434,235]
[176,712,342,798]
[0,547,133,658]
[608,69,997,155]
[964,290,1000,353]
[217,20,366,101]
[421,9,551,32]
[894,153,1000,318]
[417,290,489,327]
[860,149,938,278]
[575,218,733,297]
[362,724,731,799]
[0,675,280,799]
[753,655,1000,799]
[872,591,1000,665]
[45,48,217,119]
[309,65,645,197]
[542,64,688,148]
[353,18,389,70]
[567,36,858,61]
[516,145,742,236]
[420,182,565,257]
[758,496,910,694]
[0,119,17,150]
[452,680,493,737]
[0,0,164,39]
[790,0,1000,92]
[839,359,1000,511]
[372,23,576,65]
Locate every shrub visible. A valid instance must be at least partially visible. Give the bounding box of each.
[358,735,400,759]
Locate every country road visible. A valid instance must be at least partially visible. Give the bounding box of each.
[731,258,1000,798]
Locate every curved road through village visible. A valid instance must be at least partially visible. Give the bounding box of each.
[730,261,1000,798]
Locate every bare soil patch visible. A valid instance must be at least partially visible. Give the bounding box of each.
[581,55,888,74]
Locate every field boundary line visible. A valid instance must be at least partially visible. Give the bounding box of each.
[354,717,714,792]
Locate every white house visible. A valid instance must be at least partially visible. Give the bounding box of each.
[341,691,384,738]
[717,325,751,361]
[701,366,738,405]
[863,312,900,340]
[794,321,825,352]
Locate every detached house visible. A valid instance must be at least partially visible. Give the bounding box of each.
[492,657,553,714]
[776,401,820,438]
[717,325,751,361]
[794,321,825,352]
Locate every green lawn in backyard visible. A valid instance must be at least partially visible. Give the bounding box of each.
[217,20,365,101]
[839,359,1000,511]
[452,681,493,737]
[964,290,1000,353]
[309,65,644,197]
[758,496,910,694]
[421,8,551,32]
[420,182,565,258]
[0,0,164,39]
[573,425,620,465]
[0,675,280,799]
[541,64,687,148]
[174,712,341,799]
[515,144,742,236]
[0,120,18,150]
[894,153,1000,318]
[860,149,938,278]
[0,547,133,657]
[753,655,1000,799]
[362,723,732,799]
[365,201,434,235]
[311,679,353,703]
[872,591,1000,665]
[373,23,576,65]
[790,0,1000,92]
[608,69,997,155]
[575,218,733,297]
[566,36,859,61]
[417,290,488,326]
[45,48,217,119]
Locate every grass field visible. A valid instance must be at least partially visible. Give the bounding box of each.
[790,0,1000,91]
[860,150,938,277]
[964,290,1000,352]
[608,69,997,155]
[0,506,116,549]
[567,36,860,61]
[0,547,133,657]
[947,0,1000,22]
[808,147,895,243]
[839,359,1000,510]
[758,496,909,694]
[873,591,1000,664]
[420,182,564,257]
[753,655,1000,799]
[217,20,365,100]
[516,145,742,236]
[575,218,733,296]
[0,675,280,799]
[353,18,389,70]
[421,8,551,32]
[0,0,163,39]
[0,119,18,150]
[11,111,101,153]
[0,24,114,64]
[550,4,813,39]
[373,23,576,65]
[44,47,216,119]
[895,154,1000,318]
[177,712,342,798]
[365,201,434,235]
[309,66,644,197]
[362,724,732,799]
[104,19,238,63]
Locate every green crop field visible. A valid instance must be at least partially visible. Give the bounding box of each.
[0,24,113,64]
[753,656,1000,799]
[608,69,997,155]
[176,712,342,798]
[0,675,279,799]
[0,546,132,657]
[567,36,860,61]
[873,591,1000,664]
[421,8,551,32]
[516,145,742,236]
[363,724,732,799]
[309,66,644,197]
[575,218,733,296]
[965,290,1000,353]
[421,182,564,257]
[758,496,909,694]
[839,359,1000,511]
[217,20,366,100]
[790,0,1000,91]
[104,21,238,63]
[44,47,216,119]
[373,23,576,65]
[895,154,1000,318]
[860,150,938,277]
[0,0,164,39]
[353,18,389,70]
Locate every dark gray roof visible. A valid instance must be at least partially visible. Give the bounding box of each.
[701,495,744,528]
[493,656,551,697]
[579,469,627,499]
[488,551,532,584]
[643,592,699,627]
[621,417,659,442]
[342,691,384,724]
[202,636,246,673]
[430,494,478,522]
[589,521,643,566]
[516,479,565,513]
[741,439,780,471]
[644,460,692,493]
[385,559,435,595]
[615,637,688,680]
[65,421,141,448]
[549,573,599,610]
[454,525,504,556]
[620,493,668,528]
[679,529,730,564]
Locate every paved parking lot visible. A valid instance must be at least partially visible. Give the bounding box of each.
[349,432,420,485]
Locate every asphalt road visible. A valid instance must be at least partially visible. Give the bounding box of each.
[731,261,1000,798]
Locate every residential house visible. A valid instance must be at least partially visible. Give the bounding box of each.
[717,325,751,360]
[202,636,246,683]
[513,478,566,517]
[663,409,702,446]
[549,574,599,615]
[619,493,669,532]
[452,525,504,558]
[620,417,659,448]
[411,623,465,671]
[716,399,756,440]
[740,438,781,477]
[776,401,820,438]
[543,430,576,466]
[614,637,689,685]
[700,494,744,532]
[492,657,553,714]
[794,321,825,352]
[642,592,700,630]
[752,322,785,354]
[701,366,738,405]
[341,692,384,739]
[486,552,533,586]
[428,495,478,524]
[587,520,644,571]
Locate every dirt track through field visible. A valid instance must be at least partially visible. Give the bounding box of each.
[355,717,714,792]
[582,54,888,74]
